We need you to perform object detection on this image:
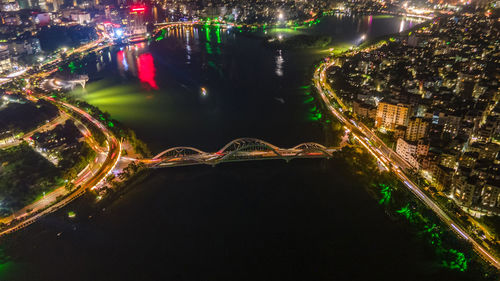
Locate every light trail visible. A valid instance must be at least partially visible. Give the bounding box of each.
[0,38,120,235]
[91,140,122,190]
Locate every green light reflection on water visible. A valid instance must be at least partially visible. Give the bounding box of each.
[205,27,211,42]
[216,27,221,44]
[303,96,314,104]
[0,248,15,279]
[0,262,14,278]
[205,43,212,54]
[69,81,166,123]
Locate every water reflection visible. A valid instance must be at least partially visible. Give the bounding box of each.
[137,53,158,90]
[116,43,158,90]
[117,50,128,71]
[399,17,415,33]
[186,28,191,64]
[275,50,284,77]
[367,15,373,34]
[351,15,422,43]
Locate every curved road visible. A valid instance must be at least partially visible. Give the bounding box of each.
[0,98,121,236]
[0,40,121,236]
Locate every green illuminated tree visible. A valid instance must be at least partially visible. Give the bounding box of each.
[442,249,468,272]
[378,184,392,205]
[396,204,415,222]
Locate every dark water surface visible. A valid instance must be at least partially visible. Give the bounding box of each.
[3,161,436,281]
[1,15,457,281]
[70,14,421,152]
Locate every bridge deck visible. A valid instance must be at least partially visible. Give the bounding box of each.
[139,138,341,168]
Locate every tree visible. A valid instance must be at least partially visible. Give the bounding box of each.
[106,174,116,184]
[65,182,75,192]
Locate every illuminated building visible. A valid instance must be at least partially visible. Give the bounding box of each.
[375,102,410,130]
[70,12,91,24]
[405,117,428,141]
[479,182,500,214]
[126,4,148,41]
[0,44,12,74]
[45,0,63,11]
[396,138,429,169]
[452,176,480,208]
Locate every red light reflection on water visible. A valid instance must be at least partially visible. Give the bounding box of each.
[117,50,128,71]
[117,50,124,62]
[136,53,158,90]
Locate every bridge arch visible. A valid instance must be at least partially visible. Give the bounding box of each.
[153,147,207,160]
[217,138,283,161]
[291,142,333,158]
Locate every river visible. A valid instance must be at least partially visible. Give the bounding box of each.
[1,15,473,281]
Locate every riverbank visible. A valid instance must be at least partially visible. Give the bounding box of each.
[334,146,498,278]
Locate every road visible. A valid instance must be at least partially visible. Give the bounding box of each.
[149,148,340,168]
[313,58,500,269]
[0,98,121,236]
[0,39,121,236]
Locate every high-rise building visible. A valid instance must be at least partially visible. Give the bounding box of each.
[71,11,91,24]
[396,138,429,169]
[375,102,410,130]
[480,182,500,213]
[452,176,480,208]
[0,45,12,74]
[16,0,34,9]
[405,117,428,141]
[46,0,64,11]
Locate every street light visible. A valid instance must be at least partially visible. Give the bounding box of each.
[278,12,284,21]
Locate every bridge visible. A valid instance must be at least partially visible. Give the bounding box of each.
[42,75,89,91]
[138,138,340,168]
[66,75,89,89]
[152,21,234,39]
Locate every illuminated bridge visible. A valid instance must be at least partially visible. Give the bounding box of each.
[141,138,340,168]
[43,75,89,91]
[152,21,234,39]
